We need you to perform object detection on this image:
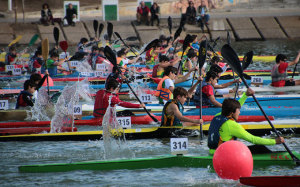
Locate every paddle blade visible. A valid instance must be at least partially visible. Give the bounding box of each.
[168,16,172,35]
[59,41,68,53]
[53,27,59,45]
[126,36,138,41]
[98,23,104,38]
[93,20,98,36]
[107,22,113,41]
[104,46,117,66]
[227,31,231,45]
[173,26,182,42]
[242,51,253,70]
[221,44,243,77]
[42,38,49,61]
[114,32,122,41]
[29,34,39,47]
[182,34,192,54]
[8,35,22,47]
[198,40,207,70]
[142,39,160,54]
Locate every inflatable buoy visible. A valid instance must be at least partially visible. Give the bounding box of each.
[41,74,54,87]
[213,141,253,180]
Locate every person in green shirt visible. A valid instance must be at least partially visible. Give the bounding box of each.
[208,88,285,154]
[42,52,67,77]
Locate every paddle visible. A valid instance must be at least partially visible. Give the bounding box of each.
[59,41,71,71]
[292,62,299,79]
[8,35,22,47]
[234,51,253,99]
[114,32,138,57]
[93,20,98,38]
[28,34,39,47]
[221,44,300,165]
[178,34,193,74]
[140,39,160,55]
[168,16,172,35]
[104,46,159,123]
[98,23,104,38]
[53,27,59,46]
[227,30,231,46]
[107,22,113,42]
[170,26,183,56]
[42,38,50,95]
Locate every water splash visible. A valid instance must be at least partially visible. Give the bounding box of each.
[102,95,135,160]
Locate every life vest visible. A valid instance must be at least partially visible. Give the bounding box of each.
[194,81,215,107]
[93,90,115,117]
[161,99,184,126]
[182,58,190,72]
[15,90,34,109]
[154,76,173,101]
[146,48,158,65]
[271,63,287,83]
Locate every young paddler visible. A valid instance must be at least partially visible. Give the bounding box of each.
[152,55,179,78]
[207,88,285,154]
[15,80,37,109]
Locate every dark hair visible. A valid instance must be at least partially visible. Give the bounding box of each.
[91,46,99,52]
[24,80,37,90]
[221,98,241,117]
[50,52,59,58]
[205,71,218,82]
[99,47,104,52]
[164,66,178,76]
[42,3,49,9]
[9,46,16,52]
[211,56,220,64]
[187,49,197,58]
[80,37,88,44]
[191,35,197,42]
[117,48,126,57]
[159,35,167,42]
[276,54,287,63]
[173,87,188,99]
[30,73,42,82]
[159,55,169,62]
[209,64,223,74]
[35,50,42,56]
[106,78,119,90]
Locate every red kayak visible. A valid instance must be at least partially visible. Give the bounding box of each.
[240,175,300,187]
[0,127,77,136]
[0,115,273,128]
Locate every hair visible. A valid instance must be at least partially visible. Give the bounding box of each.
[159,55,169,62]
[91,46,99,52]
[191,35,197,42]
[42,3,49,9]
[24,79,37,90]
[9,46,16,52]
[50,52,59,58]
[35,50,42,56]
[80,37,88,44]
[159,35,167,42]
[106,78,119,90]
[173,87,188,99]
[164,66,178,76]
[30,73,42,82]
[221,98,241,117]
[117,48,126,57]
[209,64,223,74]
[99,47,104,52]
[205,71,218,82]
[276,54,287,63]
[187,49,197,58]
[211,56,220,64]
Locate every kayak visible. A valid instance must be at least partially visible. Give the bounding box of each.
[239,175,300,187]
[18,151,300,172]
[241,84,300,93]
[0,127,77,136]
[0,115,273,128]
[0,123,299,141]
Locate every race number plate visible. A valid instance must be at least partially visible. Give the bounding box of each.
[0,100,9,110]
[170,138,188,155]
[117,117,132,129]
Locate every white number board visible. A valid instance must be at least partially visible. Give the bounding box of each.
[70,61,79,67]
[80,72,91,76]
[73,105,82,115]
[139,94,152,103]
[251,77,263,84]
[96,64,106,71]
[5,65,14,72]
[170,138,188,155]
[95,71,104,77]
[0,100,9,110]
[12,68,22,75]
[117,117,131,129]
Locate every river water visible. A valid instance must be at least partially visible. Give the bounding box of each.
[1,39,300,186]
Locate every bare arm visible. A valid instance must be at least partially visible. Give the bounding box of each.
[288,51,300,66]
[213,79,240,89]
[168,103,200,123]
[208,95,222,107]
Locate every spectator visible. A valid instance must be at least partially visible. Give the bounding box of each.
[136,1,151,25]
[197,0,210,28]
[186,1,197,25]
[150,2,160,26]
[64,3,77,26]
[40,3,53,26]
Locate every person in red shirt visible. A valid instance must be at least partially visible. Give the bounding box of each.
[93,78,145,117]
[136,1,151,25]
[271,51,300,87]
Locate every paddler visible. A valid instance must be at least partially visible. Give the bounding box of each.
[155,66,198,104]
[207,88,285,154]
[152,55,179,78]
[93,78,145,117]
[117,48,140,70]
[29,50,43,73]
[5,46,18,65]
[15,80,37,109]
[271,51,300,87]
[41,52,67,77]
[161,86,203,126]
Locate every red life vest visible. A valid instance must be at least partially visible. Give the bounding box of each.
[93,90,115,117]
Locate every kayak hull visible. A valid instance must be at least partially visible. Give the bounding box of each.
[240,175,300,187]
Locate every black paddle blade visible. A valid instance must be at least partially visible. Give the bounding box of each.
[182,34,192,54]
[126,36,138,41]
[142,39,160,54]
[227,30,231,45]
[98,23,104,38]
[242,51,254,70]
[114,32,122,41]
[104,46,117,66]
[173,26,182,42]
[93,20,98,37]
[212,36,220,48]
[221,44,243,78]
[168,16,172,35]
[242,73,252,80]
[198,40,207,70]
[107,22,113,41]
[53,27,59,45]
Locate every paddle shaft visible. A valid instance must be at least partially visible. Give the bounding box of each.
[241,76,300,164]
[199,71,203,140]
[292,62,298,79]
[187,61,199,106]
[116,35,138,57]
